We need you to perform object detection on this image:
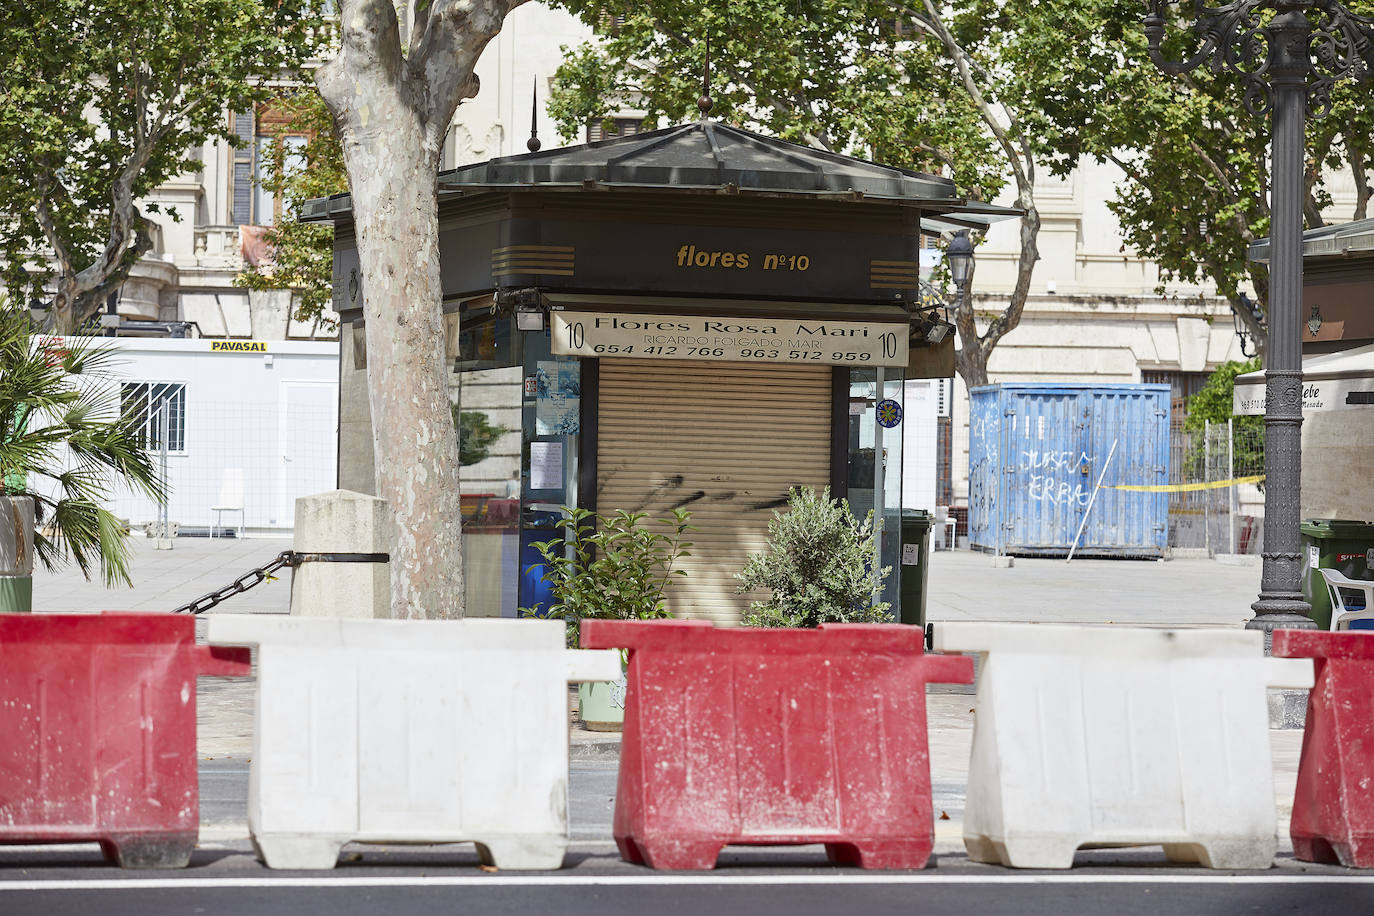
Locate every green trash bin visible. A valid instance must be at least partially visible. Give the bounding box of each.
[1300,518,1374,630]
[899,509,934,627]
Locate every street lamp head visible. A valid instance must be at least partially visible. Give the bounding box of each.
[1143,2,1166,51]
[1232,303,1258,358]
[1307,303,1323,337]
[945,230,974,288]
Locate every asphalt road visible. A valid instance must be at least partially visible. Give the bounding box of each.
[200,759,970,844]
[4,761,1371,914]
[2,860,1370,916]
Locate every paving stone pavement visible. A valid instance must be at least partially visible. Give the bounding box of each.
[26,536,1301,853]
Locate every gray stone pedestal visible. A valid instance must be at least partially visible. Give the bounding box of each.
[290,490,391,618]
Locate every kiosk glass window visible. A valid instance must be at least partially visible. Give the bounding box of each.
[848,368,903,614]
[518,330,581,616]
[451,307,523,617]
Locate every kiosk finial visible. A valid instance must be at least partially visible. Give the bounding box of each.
[697,34,714,117]
[527,82,542,152]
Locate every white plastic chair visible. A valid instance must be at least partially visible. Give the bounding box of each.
[1318,568,1374,631]
[933,506,957,551]
[211,469,245,539]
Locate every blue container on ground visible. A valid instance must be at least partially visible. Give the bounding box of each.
[968,383,1171,558]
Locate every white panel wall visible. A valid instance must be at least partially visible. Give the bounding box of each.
[97,339,340,534]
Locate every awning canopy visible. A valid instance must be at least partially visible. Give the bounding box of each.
[1233,343,1374,414]
[1248,216,1374,263]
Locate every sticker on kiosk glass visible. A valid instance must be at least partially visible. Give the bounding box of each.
[876,398,903,428]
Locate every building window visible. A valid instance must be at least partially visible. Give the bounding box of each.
[233,102,311,226]
[232,111,255,225]
[1142,369,1211,426]
[121,383,187,453]
[253,133,308,225]
[587,117,644,143]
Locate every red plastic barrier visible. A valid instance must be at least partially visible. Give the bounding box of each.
[580,619,973,870]
[1273,629,1374,867]
[0,614,250,868]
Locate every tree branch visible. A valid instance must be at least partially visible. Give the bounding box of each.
[33,185,75,285]
[1109,152,1148,186]
[1304,133,1333,228]
[916,0,1030,195]
[1353,151,1370,221]
[911,0,1038,373]
[1181,137,1253,241]
[319,0,405,111]
[409,0,527,147]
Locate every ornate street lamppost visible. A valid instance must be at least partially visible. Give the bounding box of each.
[1145,1,1374,635]
[946,229,975,308]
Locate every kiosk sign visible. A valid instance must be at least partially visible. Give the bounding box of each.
[550,311,909,367]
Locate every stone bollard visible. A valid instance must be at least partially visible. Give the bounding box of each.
[290,490,391,618]
[0,495,35,613]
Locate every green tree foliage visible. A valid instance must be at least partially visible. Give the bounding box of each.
[547,0,1047,387]
[739,487,890,628]
[1183,358,1262,434]
[549,4,1004,195]
[0,1,328,333]
[1012,0,1374,350]
[235,90,347,330]
[521,507,693,646]
[0,302,166,585]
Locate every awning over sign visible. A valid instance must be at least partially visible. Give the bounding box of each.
[1233,343,1374,414]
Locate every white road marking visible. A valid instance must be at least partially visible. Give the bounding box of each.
[2,873,1372,891]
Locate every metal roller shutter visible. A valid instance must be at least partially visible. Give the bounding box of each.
[596,359,832,626]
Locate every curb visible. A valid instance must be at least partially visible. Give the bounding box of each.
[570,730,622,762]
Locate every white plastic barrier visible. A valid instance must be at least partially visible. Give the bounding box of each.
[204,616,620,869]
[931,623,1313,869]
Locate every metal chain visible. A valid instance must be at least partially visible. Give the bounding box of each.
[171,551,391,615]
[172,551,296,615]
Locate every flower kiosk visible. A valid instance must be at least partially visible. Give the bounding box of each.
[307,119,1014,624]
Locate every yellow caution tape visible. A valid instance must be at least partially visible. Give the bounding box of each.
[1106,475,1265,493]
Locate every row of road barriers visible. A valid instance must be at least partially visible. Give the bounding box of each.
[1,614,1373,871]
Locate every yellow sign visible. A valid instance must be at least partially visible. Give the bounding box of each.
[1107,475,1265,493]
[210,341,269,353]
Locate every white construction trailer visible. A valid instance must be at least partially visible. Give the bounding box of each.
[92,338,340,536]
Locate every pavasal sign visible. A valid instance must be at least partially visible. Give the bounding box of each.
[210,341,269,353]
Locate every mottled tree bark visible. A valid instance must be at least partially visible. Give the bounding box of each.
[316,0,525,618]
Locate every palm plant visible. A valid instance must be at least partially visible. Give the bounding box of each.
[0,303,165,586]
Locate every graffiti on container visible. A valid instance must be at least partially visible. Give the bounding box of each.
[1022,450,1093,508]
[1020,449,1089,473]
[967,413,997,543]
[1027,475,1092,508]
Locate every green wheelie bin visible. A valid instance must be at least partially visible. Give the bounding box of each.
[1300,518,1374,630]
[899,509,934,627]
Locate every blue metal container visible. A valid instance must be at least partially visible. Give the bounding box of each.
[968,384,1171,557]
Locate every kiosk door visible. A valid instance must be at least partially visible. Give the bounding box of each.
[595,359,831,625]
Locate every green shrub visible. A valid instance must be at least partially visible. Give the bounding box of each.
[738,486,891,628]
[520,506,693,646]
